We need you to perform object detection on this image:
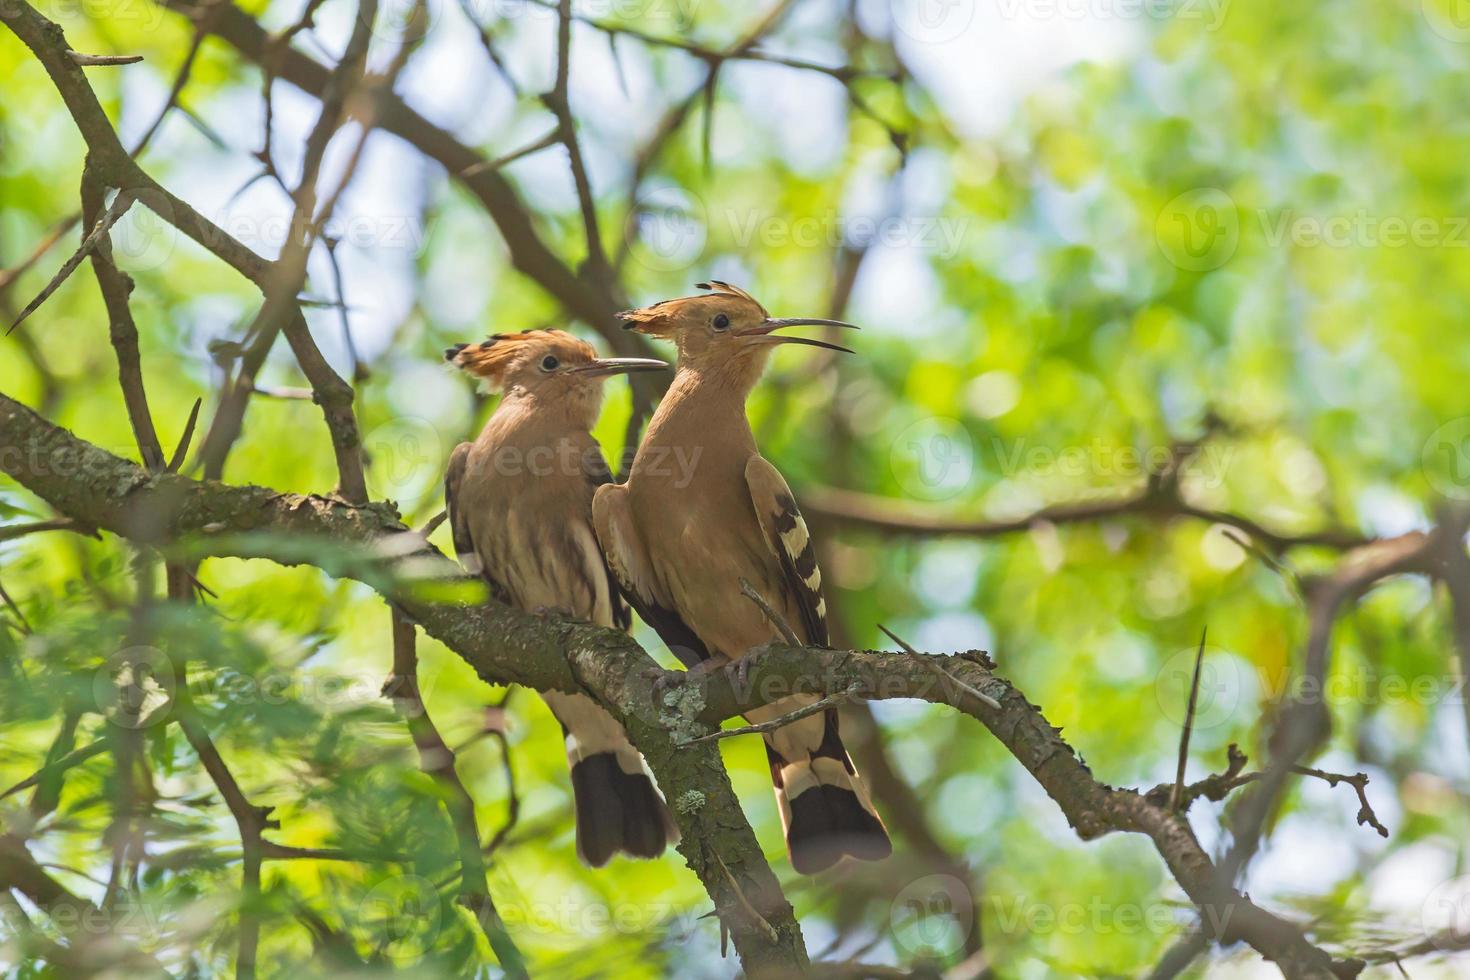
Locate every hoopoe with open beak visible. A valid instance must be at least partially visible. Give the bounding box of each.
[443,329,678,867]
[593,282,890,874]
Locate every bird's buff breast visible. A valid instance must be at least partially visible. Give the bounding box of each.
[627,469,787,660]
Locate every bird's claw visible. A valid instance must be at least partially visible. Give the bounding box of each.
[645,667,685,708]
[728,655,754,693]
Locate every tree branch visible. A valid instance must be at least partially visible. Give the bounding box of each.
[801,482,1370,553]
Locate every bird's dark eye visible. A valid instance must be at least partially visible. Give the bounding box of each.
[712,313,730,331]
[541,355,559,371]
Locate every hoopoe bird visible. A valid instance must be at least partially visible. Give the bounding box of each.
[593,282,891,874]
[443,329,678,866]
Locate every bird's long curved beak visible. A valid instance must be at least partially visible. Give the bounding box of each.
[736,316,861,354]
[572,357,670,377]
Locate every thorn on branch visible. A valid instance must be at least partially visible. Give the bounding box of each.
[67,50,143,66]
[1169,626,1208,812]
[166,398,203,474]
[9,191,135,334]
[739,577,803,648]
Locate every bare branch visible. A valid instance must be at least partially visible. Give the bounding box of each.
[680,684,864,746]
[878,623,1001,709]
[802,482,1369,553]
[0,518,87,544]
[740,576,803,648]
[66,50,142,66]
[1169,627,1208,811]
[8,189,133,334]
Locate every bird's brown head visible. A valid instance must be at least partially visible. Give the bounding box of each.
[617,281,857,388]
[444,329,666,427]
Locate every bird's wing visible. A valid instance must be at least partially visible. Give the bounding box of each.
[444,442,510,605]
[593,482,710,666]
[582,450,633,633]
[744,454,829,647]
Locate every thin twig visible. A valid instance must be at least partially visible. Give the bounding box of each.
[739,577,802,648]
[680,684,864,746]
[0,576,32,634]
[459,128,561,177]
[166,398,203,473]
[877,623,1001,709]
[67,51,142,66]
[0,518,84,544]
[545,0,610,284]
[8,190,134,334]
[1168,627,1208,812]
[0,214,80,293]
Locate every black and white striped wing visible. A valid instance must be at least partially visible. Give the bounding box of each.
[744,454,829,648]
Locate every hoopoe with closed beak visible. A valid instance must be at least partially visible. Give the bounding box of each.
[443,329,678,867]
[593,282,891,874]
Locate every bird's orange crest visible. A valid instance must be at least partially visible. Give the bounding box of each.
[617,281,768,335]
[443,329,596,387]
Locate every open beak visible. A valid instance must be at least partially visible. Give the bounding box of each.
[735,317,861,354]
[572,357,670,377]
